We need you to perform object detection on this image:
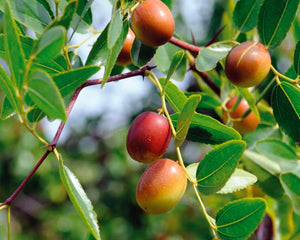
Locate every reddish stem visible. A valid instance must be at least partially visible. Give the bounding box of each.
[1,64,155,207]
[169,37,201,56]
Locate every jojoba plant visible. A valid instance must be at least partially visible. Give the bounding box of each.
[225,41,271,88]
[224,96,259,134]
[136,158,187,214]
[126,112,171,163]
[131,0,175,47]
[116,28,135,66]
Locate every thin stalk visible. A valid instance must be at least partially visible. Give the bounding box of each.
[7,207,11,240]
[271,65,298,84]
[169,37,202,56]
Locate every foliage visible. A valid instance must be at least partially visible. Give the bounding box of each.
[0,0,299,239]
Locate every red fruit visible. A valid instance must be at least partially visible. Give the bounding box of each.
[225,41,271,88]
[116,28,135,66]
[224,96,259,134]
[126,112,171,163]
[136,158,187,214]
[131,0,175,47]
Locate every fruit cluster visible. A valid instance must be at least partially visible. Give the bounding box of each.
[116,0,175,66]
[126,112,187,214]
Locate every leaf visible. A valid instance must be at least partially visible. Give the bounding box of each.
[217,168,257,194]
[271,82,300,142]
[85,23,110,66]
[4,0,26,90]
[107,10,123,49]
[255,139,299,172]
[280,173,300,214]
[195,42,237,72]
[71,0,93,34]
[131,38,157,67]
[166,50,185,81]
[233,0,262,32]
[0,65,22,114]
[294,40,300,75]
[236,87,260,119]
[0,0,52,34]
[243,150,284,198]
[196,140,246,194]
[258,0,300,47]
[185,92,222,111]
[160,79,187,112]
[102,21,129,87]
[154,43,187,81]
[52,0,77,30]
[53,66,99,96]
[33,26,66,62]
[59,158,101,240]
[37,0,54,20]
[0,97,15,120]
[216,198,266,240]
[27,70,66,121]
[277,196,295,240]
[171,113,242,145]
[174,95,201,147]
[27,107,45,122]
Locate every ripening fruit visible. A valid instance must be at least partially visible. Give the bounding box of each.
[224,96,259,134]
[126,112,171,163]
[136,158,187,214]
[131,0,175,47]
[116,28,135,65]
[225,41,271,88]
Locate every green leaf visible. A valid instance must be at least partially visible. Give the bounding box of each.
[52,0,77,30]
[216,198,266,240]
[237,87,260,119]
[196,140,246,194]
[107,10,123,49]
[166,50,185,81]
[0,97,15,120]
[53,66,100,96]
[27,107,45,122]
[171,113,242,145]
[27,70,66,121]
[59,158,101,240]
[33,26,66,62]
[131,38,157,67]
[71,0,93,34]
[258,0,300,47]
[154,43,187,81]
[102,21,129,87]
[0,65,22,114]
[271,82,300,142]
[0,0,52,34]
[37,0,55,20]
[277,196,295,240]
[255,139,299,172]
[4,0,26,90]
[161,79,187,112]
[294,40,300,75]
[280,173,300,214]
[243,150,284,198]
[85,23,110,66]
[185,92,222,111]
[195,42,237,72]
[174,95,201,147]
[233,0,262,32]
[217,168,257,194]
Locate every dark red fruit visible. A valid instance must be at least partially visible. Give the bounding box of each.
[126,112,171,163]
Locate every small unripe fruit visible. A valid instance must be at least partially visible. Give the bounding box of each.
[116,28,135,66]
[136,158,187,214]
[131,0,175,47]
[224,96,259,134]
[126,112,171,163]
[225,41,271,88]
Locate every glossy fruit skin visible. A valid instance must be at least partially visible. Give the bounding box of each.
[116,28,135,66]
[224,96,259,134]
[131,0,175,47]
[136,158,187,214]
[126,112,171,163]
[225,41,271,88]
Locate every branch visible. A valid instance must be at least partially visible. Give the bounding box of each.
[169,37,202,56]
[0,64,155,207]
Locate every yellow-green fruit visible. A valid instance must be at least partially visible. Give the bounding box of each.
[225,41,271,88]
[136,158,187,214]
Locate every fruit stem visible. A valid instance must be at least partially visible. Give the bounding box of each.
[7,206,11,240]
[271,65,299,84]
[192,184,219,238]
